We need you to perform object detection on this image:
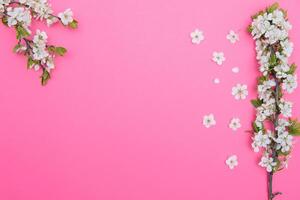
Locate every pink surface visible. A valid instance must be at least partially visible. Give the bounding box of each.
[1,0,300,199]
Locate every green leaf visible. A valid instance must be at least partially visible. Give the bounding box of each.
[273,157,281,172]
[47,46,56,53]
[288,119,300,136]
[266,2,279,13]
[251,99,263,108]
[252,122,260,133]
[278,86,283,99]
[277,150,291,156]
[16,25,30,40]
[27,57,39,69]
[287,63,297,75]
[247,25,253,33]
[68,20,78,29]
[40,68,51,86]
[47,46,67,56]
[251,11,264,19]
[55,47,67,56]
[258,76,267,84]
[269,53,277,67]
[2,16,8,26]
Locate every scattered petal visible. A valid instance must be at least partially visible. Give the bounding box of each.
[232,67,240,73]
[213,78,220,84]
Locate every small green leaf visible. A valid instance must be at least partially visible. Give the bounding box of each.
[251,11,264,19]
[27,57,39,69]
[247,25,253,33]
[269,53,277,67]
[277,150,291,156]
[16,25,30,40]
[258,76,267,84]
[287,63,297,75]
[55,47,67,56]
[40,68,51,86]
[266,2,279,13]
[47,46,67,56]
[273,157,281,172]
[251,99,263,108]
[288,119,300,136]
[278,87,283,98]
[47,46,56,53]
[68,20,78,29]
[2,16,8,26]
[252,122,260,133]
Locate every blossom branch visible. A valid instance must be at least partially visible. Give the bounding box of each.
[248,3,300,200]
[0,0,78,85]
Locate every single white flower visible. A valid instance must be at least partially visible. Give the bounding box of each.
[229,118,241,131]
[58,8,73,26]
[42,56,55,72]
[32,46,49,61]
[203,114,216,128]
[231,84,248,100]
[282,75,297,94]
[251,141,260,153]
[212,52,225,65]
[275,131,293,153]
[226,155,238,170]
[281,40,293,57]
[226,30,239,44]
[190,29,204,44]
[259,154,277,172]
[33,29,47,47]
[232,67,239,73]
[279,100,292,117]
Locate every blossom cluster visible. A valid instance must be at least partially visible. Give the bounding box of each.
[0,0,78,85]
[248,3,300,173]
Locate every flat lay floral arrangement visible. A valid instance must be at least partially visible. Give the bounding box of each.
[0,0,78,85]
[2,1,299,200]
[195,3,299,200]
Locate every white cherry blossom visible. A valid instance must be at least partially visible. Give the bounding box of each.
[282,75,297,93]
[226,30,239,44]
[229,118,241,131]
[259,154,277,172]
[203,114,216,128]
[58,8,74,26]
[275,131,293,153]
[231,84,248,100]
[190,29,204,44]
[226,155,238,170]
[212,52,225,65]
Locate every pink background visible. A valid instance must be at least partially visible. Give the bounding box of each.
[1,0,300,199]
